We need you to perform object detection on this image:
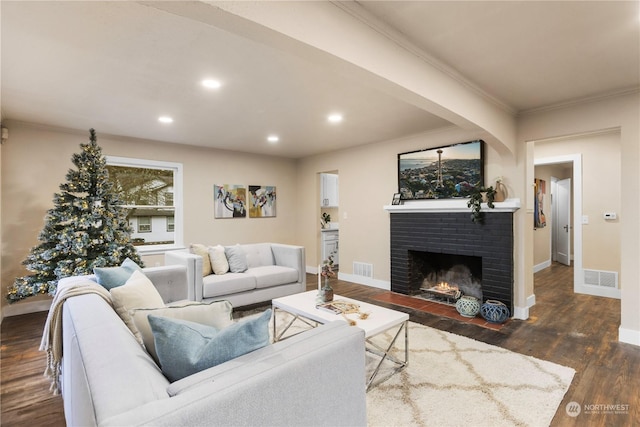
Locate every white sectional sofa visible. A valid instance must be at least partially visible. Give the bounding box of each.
[56,264,367,426]
[165,243,306,307]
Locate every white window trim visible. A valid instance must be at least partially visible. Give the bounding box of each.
[106,156,184,254]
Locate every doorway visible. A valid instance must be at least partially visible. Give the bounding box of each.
[534,154,582,292]
[552,177,572,266]
[318,171,339,271]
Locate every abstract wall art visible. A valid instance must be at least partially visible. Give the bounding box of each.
[249,185,276,218]
[214,184,247,218]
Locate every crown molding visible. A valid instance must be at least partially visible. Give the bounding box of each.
[518,87,640,117]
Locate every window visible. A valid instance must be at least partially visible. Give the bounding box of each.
[138,216,152,233]
[106,156,183,254]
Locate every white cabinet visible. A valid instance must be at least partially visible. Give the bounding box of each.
[321,230,339,266]
[320,173,339,207]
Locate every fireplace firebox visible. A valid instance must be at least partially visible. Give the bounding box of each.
[410,251,482,305]
[390,211,513,314]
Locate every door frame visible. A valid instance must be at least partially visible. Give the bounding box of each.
[535,154,583,293]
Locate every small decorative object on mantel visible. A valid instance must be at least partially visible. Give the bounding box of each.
[467,185,496,223]
[480,299,510,324]
[455,295,481,318]
[493,177,508,202]
[391,193,403,205]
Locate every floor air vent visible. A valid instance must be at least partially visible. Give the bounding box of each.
[353,262,373,278]
[584,269,618,288]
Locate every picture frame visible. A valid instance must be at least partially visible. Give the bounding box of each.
[249,185,276,218]
[214,184,247,218]
[391,193,402,205]
[398,140,484,200]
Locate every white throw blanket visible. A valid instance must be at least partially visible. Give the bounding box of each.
[40,279,112,394]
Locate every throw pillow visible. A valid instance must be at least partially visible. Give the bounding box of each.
[149,308,272,382]
[225,244,248,273]
[110,270,165,344]
[131,300,234,363]
[208,245,229,275]
[190,244,213,277]
[93,257,142,290]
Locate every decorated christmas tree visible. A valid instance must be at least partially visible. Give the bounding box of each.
[6,129,143,303]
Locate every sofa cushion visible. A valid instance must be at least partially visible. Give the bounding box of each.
[225,244,248,273]
[202,273,256,299]
[190,244,212,277]
[247,266,300,289]
[243,243,275,268]
[93,257,142,290]
[131,300,234,363]
[208,245,229,275]
[149,308,272,382]
[110,270,165,343]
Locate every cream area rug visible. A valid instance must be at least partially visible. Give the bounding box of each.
[237,309,575,427]
[366,322,575,427]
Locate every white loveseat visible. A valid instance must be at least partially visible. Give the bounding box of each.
[165,243,306,307]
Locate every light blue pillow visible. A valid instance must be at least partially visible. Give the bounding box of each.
[149,308,272,382]
[94,258,142,290]
[225,244,248,273]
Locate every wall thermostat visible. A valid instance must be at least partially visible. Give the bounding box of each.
[604,212,617,220]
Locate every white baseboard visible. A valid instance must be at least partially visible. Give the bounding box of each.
[512,294,536,320]
[527,294,536,308]
[512,306,529,320]
[2,299,52,320]
[533,260,551,273]
[305,266,390,290]
[306,265,320,275]
[337,272,390,290]
[575,283,621,299]
[619,326,640,347]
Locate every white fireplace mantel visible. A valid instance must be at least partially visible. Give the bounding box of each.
[384,198,521,213]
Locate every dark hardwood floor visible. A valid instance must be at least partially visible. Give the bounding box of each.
[2,262,638,426]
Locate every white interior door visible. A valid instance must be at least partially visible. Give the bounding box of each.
[555,178,571,266]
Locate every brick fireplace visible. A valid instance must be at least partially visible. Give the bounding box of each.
[386,200,519,315]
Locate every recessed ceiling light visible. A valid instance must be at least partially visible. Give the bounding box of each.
[267,135,279,143]
[202,79,222,89]
[327,113,343,124]
[158,116,173,124]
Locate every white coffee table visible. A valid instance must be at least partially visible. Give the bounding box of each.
[272,291,409,390]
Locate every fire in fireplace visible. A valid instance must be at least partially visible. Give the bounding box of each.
[409,251,483,305]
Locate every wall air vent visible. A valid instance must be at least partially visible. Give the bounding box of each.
[353,262,373,279]
[584,269,618,288]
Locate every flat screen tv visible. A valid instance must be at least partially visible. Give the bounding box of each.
[398,140,484,200]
